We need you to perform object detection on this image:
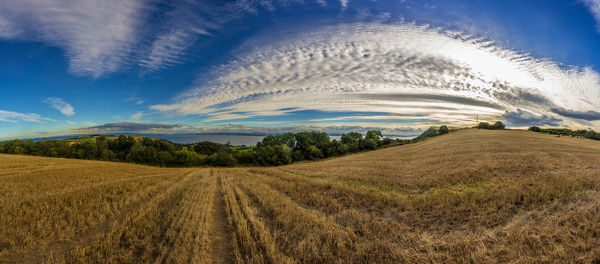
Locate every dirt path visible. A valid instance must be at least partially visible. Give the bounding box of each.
[208,172,235,263]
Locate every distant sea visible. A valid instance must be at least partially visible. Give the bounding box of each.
[16,133,266,146]
[148,134,265,145]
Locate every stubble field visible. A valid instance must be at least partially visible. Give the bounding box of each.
[1,129,600,263]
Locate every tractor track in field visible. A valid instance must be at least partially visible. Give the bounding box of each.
[208,170,235,264]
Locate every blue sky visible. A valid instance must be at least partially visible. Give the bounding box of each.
[1,0,600,139]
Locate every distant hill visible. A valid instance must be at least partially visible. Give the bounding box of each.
[416,127,439,138]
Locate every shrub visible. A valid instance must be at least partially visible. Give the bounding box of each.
[358,139,377,150]
[492,121,505,130]
[439,125,449,135]
[477,122,490,129]
[306,145,323,160]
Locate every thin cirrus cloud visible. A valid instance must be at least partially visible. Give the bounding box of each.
[75,122,423,137]
[0,0,146,77]
[583,0,600,32]
[0,0,327,77]
[75,122,185,133]
[44,97,75,116]
[151,22,600,129]
[137,0,312,72]
[0,110,50,123]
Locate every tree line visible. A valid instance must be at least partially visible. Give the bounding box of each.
[0,129,446,167]
[528,127,600,140]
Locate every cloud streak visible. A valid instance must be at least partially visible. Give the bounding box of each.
[551,108,600,121]
[501,109,562,127]
[75,122,422,137]
[0,0,147,77]
[583,0,600,32]
[0,110,50,123]
[152,22,600,129]
[44,97,75,116]
[76,122,185,133]
[0,0,367,76]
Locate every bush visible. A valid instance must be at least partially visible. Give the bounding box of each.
[193,141,220,155]
[211,151,236,167]
[492,121,505,130]
[439,125,449,135]
[234,151,255,165]
[477,122,490,129]
[358,139,377,150]
[292,150,304,162]
[478,121,504,130]
[306,145,323,160]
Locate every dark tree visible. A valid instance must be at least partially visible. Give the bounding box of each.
[439,125,449,135]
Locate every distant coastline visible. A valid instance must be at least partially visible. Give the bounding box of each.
[7,132,418,146]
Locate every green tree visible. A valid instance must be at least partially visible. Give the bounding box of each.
[255,145,292,166]
[365,130,383,142]
[305,145,323,160]
[492,121,505,130]
[341,132,363,144]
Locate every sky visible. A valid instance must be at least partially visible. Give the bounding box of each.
[1,0,600,140]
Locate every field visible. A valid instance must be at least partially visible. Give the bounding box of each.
[1,129,600,263]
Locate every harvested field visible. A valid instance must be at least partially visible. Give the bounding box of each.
[1,129,600,263]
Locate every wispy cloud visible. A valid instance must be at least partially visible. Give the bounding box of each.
[551,108,600,121]
[151,22,600,129]
[0,110,50,123]
[501,109,562,127]
[340,0,349,8]
[583,0,600,32]
[202,124,423,136]
[138,0,305,72]
[76,122,186,133]
[0,15,20,38]
[75,122,422,137]
[44,97,75,116]
[124,94,144,105]
[129,111,145,122]
[0,0,355,76]
[0,0,146,77]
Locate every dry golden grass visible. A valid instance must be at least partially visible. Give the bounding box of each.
[1,129,600,263]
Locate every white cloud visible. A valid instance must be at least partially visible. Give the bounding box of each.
[124,93,144,105]
[0,0,147,77]
[139,30,197,72]
[583,0,600,32]
[44,97,75,116]
[0,0,347,76]
[129,111,145,122]
[0,110,50,122]
[340,0,349,8]
[138,0,304,72]
[0,15,20,38]
[151,22,600,129]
